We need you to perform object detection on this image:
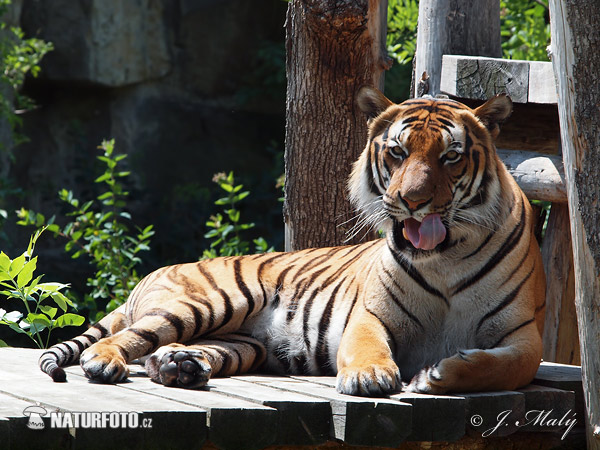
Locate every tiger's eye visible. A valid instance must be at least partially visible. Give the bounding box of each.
[445,150,460,161]
[389,146,405,159]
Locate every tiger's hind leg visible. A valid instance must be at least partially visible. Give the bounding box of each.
[145,334,267,389]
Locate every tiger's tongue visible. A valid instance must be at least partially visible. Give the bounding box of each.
[403,214,447,250]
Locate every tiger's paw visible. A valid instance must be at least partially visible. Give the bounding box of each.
[145,347,212,389]
[336,362,401,396]
[405,349,481,394]
[80,344,129,383]
[404,364,448,394]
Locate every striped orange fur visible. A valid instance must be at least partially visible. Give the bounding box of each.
[39,87,545,396]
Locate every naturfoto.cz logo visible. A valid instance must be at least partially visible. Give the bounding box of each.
[23,406,153,430]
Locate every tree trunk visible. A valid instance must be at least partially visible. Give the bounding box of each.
[284,0,389,251]
[413,0,501,96]
[549,1,600,447]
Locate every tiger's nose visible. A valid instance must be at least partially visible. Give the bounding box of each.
[400,194,432,212]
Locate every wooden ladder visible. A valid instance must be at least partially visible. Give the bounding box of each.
[441,54,579,366]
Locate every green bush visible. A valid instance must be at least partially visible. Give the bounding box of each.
[0,228,84,348]
[202,172,273,259]
[500,0,550,61]
[17,140,154,322]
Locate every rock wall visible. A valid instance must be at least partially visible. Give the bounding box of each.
[6,0,287,269]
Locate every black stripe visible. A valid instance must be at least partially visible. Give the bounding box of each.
[490,318,535,348]
[188,293,215,330]
[380,275,423,330]
[364,304,398,354]
[183,301,204,338]
[476,265,535,334]
[463,232,494,260]
[234,259,256,321]
[342,284,360,332]
[91,322,109,337]
[144,309,185,342]
[314,280,345,375]
[128,328,160,351]
[257,253,287,306]
[226,336,267,371]
[454,200,526,295]
[73,339,85,354]
[286,266,329,322]
[389,246,449,306]
[197,263,233,332]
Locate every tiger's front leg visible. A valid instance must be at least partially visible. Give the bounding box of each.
[336,307,401,396]
[145,334,266,389]
[406,320,543,394]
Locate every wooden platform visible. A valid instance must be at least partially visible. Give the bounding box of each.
[0,348,587,450]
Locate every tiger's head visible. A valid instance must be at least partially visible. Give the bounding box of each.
[349,86,513,255]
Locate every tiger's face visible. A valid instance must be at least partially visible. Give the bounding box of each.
[349,87,512,254]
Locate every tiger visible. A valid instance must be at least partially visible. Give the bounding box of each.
[39,86,546,396]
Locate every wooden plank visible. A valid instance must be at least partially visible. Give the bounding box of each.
[460,390,525,437]
[67,371,279,450]
[529,60,558,104]
[549,2,600,446]
[205,377,330,446]
[534,362,585,422]
[518,384,576,434]
[541,205,580,365]
[413,1,501,96]
[292,375,466,443]
[391,392,466,442]
[241,375,412,447]
[0,392,71,450]
[497,149,566,202]
[441,55,530,102]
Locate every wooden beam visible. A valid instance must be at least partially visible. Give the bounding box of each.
[413,0,501,96]
[549,0,600,447]
[497,149,566,203]
[440,55,558,104]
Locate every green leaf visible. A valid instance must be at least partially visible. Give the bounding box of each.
[8,254,26,277]
[26,312,52,328]
[17,256,37,288]
[37,282,70,293]
[39,305,58,319]
[0,252,11,271]
[54,313,85,328]
[95,173,112,183]
[0,339,8,347]
[51,292,71,311]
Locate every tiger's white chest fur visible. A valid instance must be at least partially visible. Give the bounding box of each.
[241,236,513,381]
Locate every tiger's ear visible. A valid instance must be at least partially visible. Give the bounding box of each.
[473,94,513,139]
[357,86,394,121]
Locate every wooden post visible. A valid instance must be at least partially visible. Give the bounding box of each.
[413,0,501,96]
[284,0,389,251]
[549,1,600,447]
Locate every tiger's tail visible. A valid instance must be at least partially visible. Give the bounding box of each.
[39,305,128,382]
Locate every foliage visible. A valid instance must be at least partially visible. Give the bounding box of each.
[0,0,53,231]
[500,0,550,61]
[385,0,419,101]
[17,140,154,322]
[386,0,419,66]
[202,172,273,259]
[0,228,84,348]
[0,0,53,152]
[384,0,551,99]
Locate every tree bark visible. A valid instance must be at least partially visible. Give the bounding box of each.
[414,0,501,96]
[284,0,389,251]
[549,1,600,447]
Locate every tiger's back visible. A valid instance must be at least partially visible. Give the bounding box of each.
[39,87,545,396]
